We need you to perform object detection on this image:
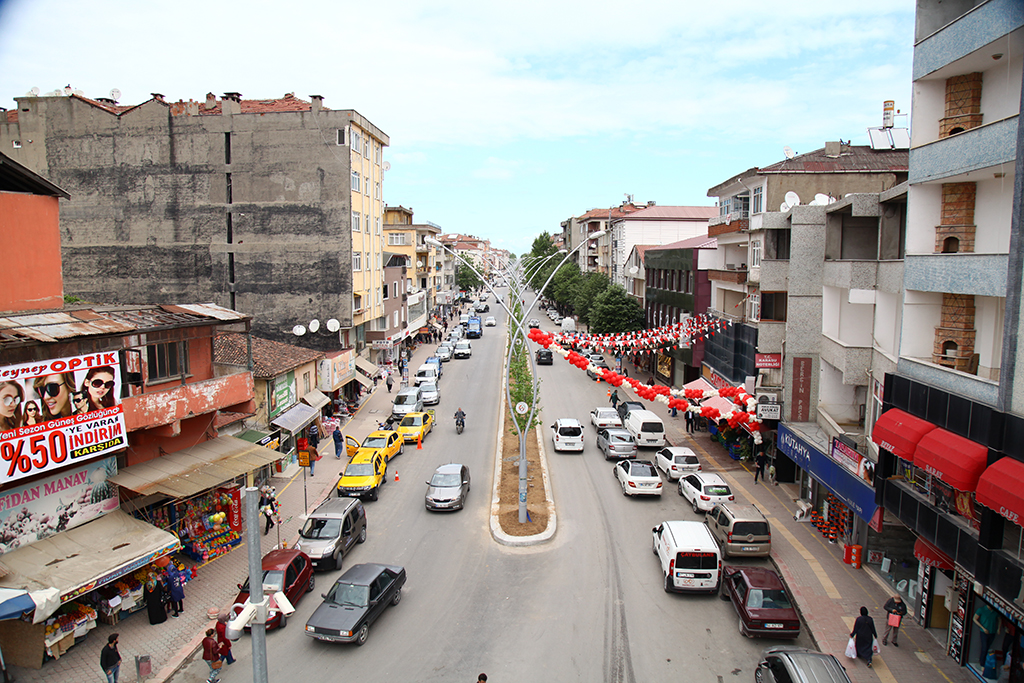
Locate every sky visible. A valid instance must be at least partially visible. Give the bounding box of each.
[0,0,915,256]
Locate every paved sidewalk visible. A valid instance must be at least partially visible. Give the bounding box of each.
[7,336,447,683]
[614,376,973,683]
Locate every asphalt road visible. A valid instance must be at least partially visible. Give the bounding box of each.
[204,292,812,683]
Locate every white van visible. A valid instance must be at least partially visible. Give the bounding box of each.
[414,364,440,386]
[624,409,666,447]
[459,313,470,327]
[652,520,722,594]
[560,317,576,333]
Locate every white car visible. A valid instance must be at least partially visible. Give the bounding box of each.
[484,316,497,327]
[435,345,453,362]
[453,340,472,359]
[678,473,735,513]
[550,418,584,452]
[419,382,440,406]
[654,446,701,480]
[614,460,663,497]
[590,407,622,429]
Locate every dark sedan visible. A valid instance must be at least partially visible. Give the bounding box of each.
[305,563,406,645]
[232,549,314,630]
[425,463,470,511]
[721,566,801,639]
[536,348,553,365]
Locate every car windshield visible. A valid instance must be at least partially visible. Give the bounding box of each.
[641,422,664,433]
[676,551,717,570]
[705,484,732,496]
[609,433,632,444]
[734,522,770,536]
[677,455,698,464]
[746,588,793,610]
[300,517,342,539]
[345,463,374,477]
[240,569,284,594]
[400,415,422,427]
[595,409,614,418]
[430,472,462,487]
[456,342,470,349]
[362,436,387,448]
[421,383,437,393]
[630,463,657,477]
[325,581,370,607]
[558,426,582,437]
[395,394,416,405]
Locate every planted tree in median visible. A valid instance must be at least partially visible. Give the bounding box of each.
[588,284,645,334]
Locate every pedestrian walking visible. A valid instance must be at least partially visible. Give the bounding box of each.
[215,613,236,665]
[307,445,320,476]
[849,606,877,668]
[202,628,223,683]
[333,428,344,459]
[259,486,277,535]
[684,410,693,433]
[477,675,487,683]
[164,564,185,617]
[753,451,767,484]
[100,633,121,683]
[308,421,319,449]
[609,389,619,409]
[882,594,908,647]
[386,372,394,393]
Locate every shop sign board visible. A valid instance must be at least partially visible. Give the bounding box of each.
[318,350,355,392]
[268,371,296,418]
[0,353,128,485]
[829,437,875,484]
[371,340,393,350]
[948,572,970,663]
[63,535,180,603]
[755,353,782,369]
[0,456,119,556]
[757,402,782,421]
[791,357,812,422]
[701,365,732,391]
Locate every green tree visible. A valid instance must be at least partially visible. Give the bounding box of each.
[455,260,483,291]
[588,284,645,334]
[529,232,558,260]
[549,261,581,311]
[574,271,610,326]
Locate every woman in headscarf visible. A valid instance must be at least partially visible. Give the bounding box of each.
[850,605,877,667]
[145,576,167,625]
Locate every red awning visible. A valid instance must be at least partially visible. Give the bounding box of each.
[914,537,954,570]
[977,457,1024,526]
[872,408,935,462]
[914,428,988,492]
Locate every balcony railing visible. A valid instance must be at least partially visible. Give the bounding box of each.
[708,267,748,284]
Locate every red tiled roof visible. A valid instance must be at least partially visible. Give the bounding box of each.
[576,204,643,221]
[197,93,323,116]
[649,234,717,251]
[214,332,325,378]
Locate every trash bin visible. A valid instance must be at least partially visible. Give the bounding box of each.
[136,655,152,680]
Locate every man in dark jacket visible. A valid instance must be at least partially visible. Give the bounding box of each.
[882,594,908,646]
[100,633,121,683]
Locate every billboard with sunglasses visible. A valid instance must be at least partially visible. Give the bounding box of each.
[0,352,126,485]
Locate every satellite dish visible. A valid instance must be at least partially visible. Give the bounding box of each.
[784,191,801,207]
[382,161,391,171]
[416,261,423,268]
[813,193,831,206]
[326,318,341,332]
[783,146,795,159]
[110,88,121,102]
[292,325,307,336]
[309,319,321,333]
[29,86,40,96]
[780,202,790,212]
[72,89,84,97]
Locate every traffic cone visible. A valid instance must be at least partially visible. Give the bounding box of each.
[395,470,399,482]
[417,434,423,449]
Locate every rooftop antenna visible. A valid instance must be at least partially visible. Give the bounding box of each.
[28,86,40,96]
[783,146,795,160]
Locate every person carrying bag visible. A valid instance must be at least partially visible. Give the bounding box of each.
[882,594,908,647]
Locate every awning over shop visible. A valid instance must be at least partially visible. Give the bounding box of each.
[110,435,283,498]
[271,402,319,434]
[977,457,1024,525]
[700,396,736,417]
[0,588,38,621]
[354,355,379,378]
[237,429,271,444]
[418,326,430,334]
[683,378,716,396]
[0,511,179,620]
[430,322,444,332]
[353,372,373,388]
[914,428,988,492]
[914,537,954,570]
[301,389,330,412]
[872,408,935,462]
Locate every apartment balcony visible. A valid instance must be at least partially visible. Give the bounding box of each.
[909,115,1017,184]
[759,259,790,292]
[416,244,429,253]
[757,320,785,353]
[122,372,256,432]
[708,213,749,237]
[820,334,872,385]
[707,267,747,284]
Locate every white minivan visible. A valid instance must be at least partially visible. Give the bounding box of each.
[624,409,666,448]
[652,520,722,594]
[414,364,440,386]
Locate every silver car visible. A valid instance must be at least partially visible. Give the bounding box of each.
[435,345,453,362]
[596,428,637,460]
[419,382,440,406]
[425,463,470,511]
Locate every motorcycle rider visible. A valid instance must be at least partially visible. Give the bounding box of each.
[454,408,466,430]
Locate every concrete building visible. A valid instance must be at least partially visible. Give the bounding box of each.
[561,203,643,274]
[363,252,411,365]
[624,244,654,305]
[383,206,442,310]
[869,1,1024,673]
[0,91,389,352]
[609,205,718,288]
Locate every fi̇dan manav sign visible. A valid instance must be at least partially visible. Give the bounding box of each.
[0,352,127,485]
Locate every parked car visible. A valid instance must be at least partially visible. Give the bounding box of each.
[419,381,440,406]
[424,355,444,377]
[352,430,404,463]
[474,302,490,313]
[586,352,605,364]
[654,446,701,480]
[536,348,553,365]
[590,407,622,429]
[435,345,453,362]
[295,497,367,571]
[678,472,735,513]
[705,503,772,558]
[652,520,722,594]
[586,360,610,381]
[721,566,801,639]
[453,340,473,359]
[337,452,388,500]
[528,319,541,329]
[395,412,434,443]
[596,428,638,460]
[614,459,663,496]
[424,463,471,511]
[550,418,584,452]
[484,316,497,327]
[232,549,314,630]
[755,647,850,683]
[616,401,645,422]
[392,387,424,419]
[304,563,407,645]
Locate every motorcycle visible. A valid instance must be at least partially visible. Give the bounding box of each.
[455,416,465,434]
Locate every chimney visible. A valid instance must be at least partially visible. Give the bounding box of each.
[222,92,242,115]
[205,92,218,110]
[825,141,841,157]
[151,93,165,102]
[310,95,323,113]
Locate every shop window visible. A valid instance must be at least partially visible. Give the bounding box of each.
[911,466,981,531]
[1003,522,1024,562]
[303,372,310,394]
[147,340,189,382]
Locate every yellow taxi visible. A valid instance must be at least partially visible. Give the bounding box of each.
[395,412,434,443]
[345,430,404,463]
[336,451,388,500]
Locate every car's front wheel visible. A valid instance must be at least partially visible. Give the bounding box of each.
[355,623,369,645]
[391,588,402,605]
[398,443,404,456]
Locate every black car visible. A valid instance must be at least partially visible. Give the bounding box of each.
[536,349,553,365]
[305,563,406,645]
[616,401,645,422]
